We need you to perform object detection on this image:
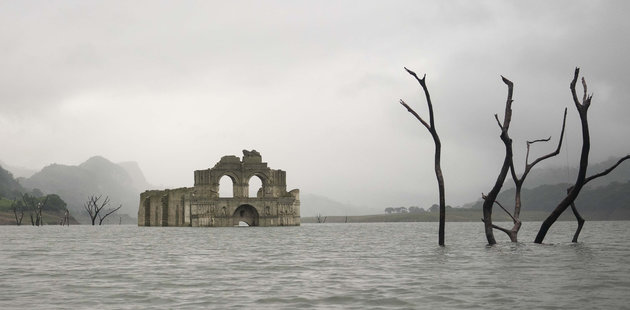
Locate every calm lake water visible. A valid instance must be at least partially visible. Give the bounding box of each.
[1,221,629,309]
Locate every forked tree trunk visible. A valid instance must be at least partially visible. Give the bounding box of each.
[480,76,514,245]
[400,67,446,246]
[498,110,567,242]
[569,155,629,242]
[479,77,567,244]
[570,200,585,242]
[535,68,591,244]
[12,200,24,226]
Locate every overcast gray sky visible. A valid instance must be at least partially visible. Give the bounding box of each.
[1,1,629,212]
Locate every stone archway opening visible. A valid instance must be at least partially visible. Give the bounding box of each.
[233,204,259,227]
[219,175,234,197]
[248,175,264,198]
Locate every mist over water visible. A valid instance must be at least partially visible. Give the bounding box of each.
[1,222,629,309]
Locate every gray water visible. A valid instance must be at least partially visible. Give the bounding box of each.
[1,221,629,309]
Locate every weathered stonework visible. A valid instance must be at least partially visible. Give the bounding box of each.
[138,150,300,227]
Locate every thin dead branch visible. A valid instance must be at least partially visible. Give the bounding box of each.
[535,67,592,243]
[400,67,446,246]
[569,155,630,242]
[84,195,122,225]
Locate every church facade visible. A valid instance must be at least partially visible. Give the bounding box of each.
[138,150,300,227]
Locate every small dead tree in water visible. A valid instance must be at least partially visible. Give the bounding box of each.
[480,76,515,245]
[23,194,47,226]
[11,199,24,226]
[486,109,567,242]
[60,209,70,226]
[400,67,446,246]
[568,155,630,242]
[316,213,327,223]
[534,68,629,243]
[84,195,122,225]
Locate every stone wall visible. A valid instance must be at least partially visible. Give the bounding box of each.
[138,150,300,227]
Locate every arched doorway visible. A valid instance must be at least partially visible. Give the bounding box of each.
[248,175,264,198]
[233,204,259,226]
[219,175,234,197]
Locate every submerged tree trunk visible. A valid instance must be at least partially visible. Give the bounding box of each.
[480,76,514,245]
[480,77,566,244]
[495,110,567,242]
[12,200,24,226]
[569,155,630,242]
[400,67,446,246]
[570,200,585,242]
[84,195,121,225]
[535,68,591,244]
[24,194,47,226]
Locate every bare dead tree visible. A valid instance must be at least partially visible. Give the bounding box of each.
[480,76,514,245]
[22,195,36,226]
[534,68,594,243]
[11,199,24,226]
[568,155,630,242]
[568,194,584,243]
[316,213,327,223]
[36,196,47,226]
[486,109,568,242]
[61,209,70,226]
[23,194,47,226]
[84,195,122,225]
[98,204,122,225]
[400,67,446,246]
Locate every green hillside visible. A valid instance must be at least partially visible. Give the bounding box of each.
[468,181,630,220]
[0,194,79,225]
[22,156,142,223]
[0,165,24,199]
[304,178,630,223]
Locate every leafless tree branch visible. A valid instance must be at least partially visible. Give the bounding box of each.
[481,75,514,245]
[481,218,512,235]
[84,195,119,225]
[400,100,431,130]
[400,67,446,246]
[536,67,593,243]
[568,154,630,242]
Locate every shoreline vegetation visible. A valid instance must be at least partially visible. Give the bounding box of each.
[301,209,603,224]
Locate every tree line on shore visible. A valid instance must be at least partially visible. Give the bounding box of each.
[385,205,453,214]
[0,165,122,226]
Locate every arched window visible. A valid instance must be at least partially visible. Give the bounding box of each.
[219,175,234,197]
[248,175,263,198]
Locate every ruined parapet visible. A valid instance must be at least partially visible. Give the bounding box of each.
[242,149,262,163]
[138,150,300,227]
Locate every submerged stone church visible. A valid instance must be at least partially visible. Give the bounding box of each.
[138,150,300,227]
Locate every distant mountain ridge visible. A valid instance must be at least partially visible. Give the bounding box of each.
[459,155,630,220]
[118,161,153,191]
[0,165,24,199]
[299,193,365,217]
[4,155,627,223]
[468,180,630,220]
[516,156,630,189]
[6,155,364,221]
[19,156,152,223]
[0,165,82,225]
[0,161,37,179]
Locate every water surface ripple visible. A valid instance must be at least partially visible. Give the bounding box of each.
[1,221,629,309]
